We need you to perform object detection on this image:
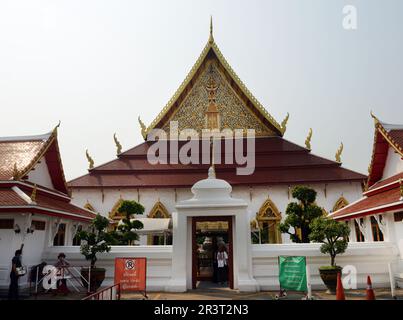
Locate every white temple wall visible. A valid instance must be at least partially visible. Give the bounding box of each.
[0,214,49,289]
[71,181,363,244]
[27,159,54,190]
[36,242,400,291]
[0,214,89,290]
[71,181,363,220]
[382,146,403,180]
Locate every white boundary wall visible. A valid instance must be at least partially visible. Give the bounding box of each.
[40,242,400,292]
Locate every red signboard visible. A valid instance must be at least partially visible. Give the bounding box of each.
[114,257,147,293]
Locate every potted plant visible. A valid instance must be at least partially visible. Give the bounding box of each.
[309,217,350,294]
[116,200,144,245]
[279,186,324,243]
[77,214,117,292]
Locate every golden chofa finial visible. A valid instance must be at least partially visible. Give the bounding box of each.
[335,142,344,163]
[209,16,214,43]
[85,149,94,169]
[370,111,380,126]
[113,133,122,155]
[280,113,289,135]
[52,120,61,135]
[30,184,37,202]
[138,116,147,140]
[305,128,313,151]
[12,163,20,180]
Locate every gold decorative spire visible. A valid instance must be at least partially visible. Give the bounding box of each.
[138,116,147,140]
[30,184,37,202]
[113,133,122,155]
[209,16,214,43]
[52,120,61,136]
[280,113,289,134]
[335,142,344,163]
[370,111,380,126]
[85,149,94,169]
[305,128,313,151]
[12,163,20,180]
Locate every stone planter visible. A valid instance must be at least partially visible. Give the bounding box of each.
[319,266,342,294]
[81,267,106,292]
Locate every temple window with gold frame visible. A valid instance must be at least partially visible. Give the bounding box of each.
[252,198,282,244]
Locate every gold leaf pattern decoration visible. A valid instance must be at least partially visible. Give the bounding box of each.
[161,62,273,135]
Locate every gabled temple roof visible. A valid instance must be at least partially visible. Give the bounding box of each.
[0,125,69,195]
[367,113,403,187]
[68,136,366,189]
[139,19,287,138]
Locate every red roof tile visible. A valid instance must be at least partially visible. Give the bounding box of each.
[0,186,95,222]
[69,137,366,188]
[0,137,48,180]
[331,186,403,220]
[0,188,27,206]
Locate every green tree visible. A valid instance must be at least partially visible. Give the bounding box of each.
[116,200,144,245]
[279,186,323,243]
[77,214,117,268]
[309,217,350,267]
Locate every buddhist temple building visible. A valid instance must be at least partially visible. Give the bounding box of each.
[0,126,96,292]
[331,114,403,251]
[63,21,387,292]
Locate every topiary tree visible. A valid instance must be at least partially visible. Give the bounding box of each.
[309,217,350,267]
[77,214,117,268]
[279,186,324,243]
[116,200,144,245]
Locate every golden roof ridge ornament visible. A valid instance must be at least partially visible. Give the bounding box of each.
[85,149,94,169]
[209,16,214,43]
[305,128,313,151]
[399,179,403,200]
[138,117,147,140]
[113,133,122,155]
[335,142,344,163]
[280,113,289,135]
[52,120,61,136]
[30,184,37,202]
[370,110,380,126]
[12,163,20,180]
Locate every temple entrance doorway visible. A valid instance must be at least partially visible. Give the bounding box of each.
[192,216,233,289]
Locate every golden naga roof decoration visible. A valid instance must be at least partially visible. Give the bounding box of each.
[400,179,403,200]
[280,113,289,135]
[30,184,37,202]
[305,128,313,151]
[85,149,94,170]
[12,163,20,180]
[335,142,344,163]
[141,19,283,139]
[138,116,147,140]
[113,133,122,155]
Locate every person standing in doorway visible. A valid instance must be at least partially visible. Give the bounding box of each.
[8,248,23,300]
[216,245,228,285]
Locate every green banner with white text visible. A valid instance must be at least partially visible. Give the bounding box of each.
[278,256,307,292]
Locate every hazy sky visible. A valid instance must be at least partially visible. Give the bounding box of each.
[0,0,402,180]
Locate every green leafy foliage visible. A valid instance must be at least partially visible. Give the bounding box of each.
[279,186,324,243]
[309,217,350,267]
[77,214,116,268]
[116,200,144,245]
